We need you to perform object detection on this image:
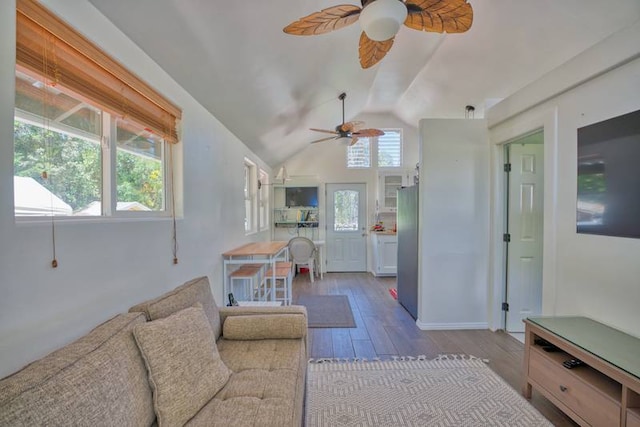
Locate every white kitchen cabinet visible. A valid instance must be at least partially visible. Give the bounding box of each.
[371,232,397,276]
[377,171,411,213]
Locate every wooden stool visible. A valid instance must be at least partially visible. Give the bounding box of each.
[229,265,263,301]
[263,262,293,305]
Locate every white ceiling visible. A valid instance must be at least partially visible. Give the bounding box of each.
[87,0,640,166]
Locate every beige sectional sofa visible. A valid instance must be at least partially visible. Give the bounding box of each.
[0,276,308,426]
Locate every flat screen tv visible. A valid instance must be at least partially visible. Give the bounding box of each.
[577,109,640,239]
[285,186,318,208]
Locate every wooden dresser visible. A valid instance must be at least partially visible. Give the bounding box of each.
[523,317,640,427]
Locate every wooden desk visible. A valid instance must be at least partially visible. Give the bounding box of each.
[523,317,640,427]
[222,241,288,257]
[222,241,289,302]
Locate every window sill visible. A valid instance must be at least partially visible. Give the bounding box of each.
[15,215,181,227]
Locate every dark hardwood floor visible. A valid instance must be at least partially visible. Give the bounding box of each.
[292,272,577,427]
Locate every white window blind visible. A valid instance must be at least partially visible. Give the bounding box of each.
[347,139,371,168]
[377,129,402,167]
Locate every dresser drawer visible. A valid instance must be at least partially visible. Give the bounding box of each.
[529,349,620,427]
[627,409,640,427]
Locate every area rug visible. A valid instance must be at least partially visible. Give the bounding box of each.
[306,355,553,427]
[296,295,356,328]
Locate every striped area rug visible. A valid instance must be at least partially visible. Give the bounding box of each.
[306,355,552,427]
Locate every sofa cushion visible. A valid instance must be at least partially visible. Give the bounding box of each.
[0,313,155,426]
[223,314,307,340]
[133,305,231,427]
[209,338,307,426]
[129,276,222,339]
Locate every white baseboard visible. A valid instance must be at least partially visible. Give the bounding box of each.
[415,321,488,330]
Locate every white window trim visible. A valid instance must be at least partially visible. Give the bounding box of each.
[258,168,269,232]
[13,111,177,221]
[243,158,258,235]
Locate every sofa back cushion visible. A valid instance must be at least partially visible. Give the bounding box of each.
[0,312,155,426]
[129,276,222,340]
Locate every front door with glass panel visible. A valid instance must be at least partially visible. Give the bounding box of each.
[326,183,367,272]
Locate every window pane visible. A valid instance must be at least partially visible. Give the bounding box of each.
[15,71,102,139]
[377,129,402,167]
[14,120,101,216]
[334,190,359,231]
[116,118,164,212]
[347,139,371,168]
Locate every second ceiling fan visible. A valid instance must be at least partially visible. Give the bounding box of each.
[310,92,384,146]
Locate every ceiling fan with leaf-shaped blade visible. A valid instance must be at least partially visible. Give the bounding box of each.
[283,0,473,69]
[309,92,384,146]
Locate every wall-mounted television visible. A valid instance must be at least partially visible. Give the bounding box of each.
[285,186,318,208]
[577,109,640,239]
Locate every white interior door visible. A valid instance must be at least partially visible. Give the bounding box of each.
[506,137,544,332]
[325,183,367,272]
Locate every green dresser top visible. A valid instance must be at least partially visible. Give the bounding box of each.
[526,316,640,380]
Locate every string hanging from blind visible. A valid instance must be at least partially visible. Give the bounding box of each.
[41,25,58,268]
[16,0,182,144]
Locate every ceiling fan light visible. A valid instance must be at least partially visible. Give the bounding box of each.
[359,0,408,42]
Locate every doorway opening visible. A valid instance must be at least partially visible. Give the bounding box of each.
[325,183,367,272]
[502,130,544,333]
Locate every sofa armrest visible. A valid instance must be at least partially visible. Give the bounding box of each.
[219,305,307,325]
[222,314,307,340]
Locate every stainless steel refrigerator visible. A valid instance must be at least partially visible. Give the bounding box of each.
[397,184,419,319]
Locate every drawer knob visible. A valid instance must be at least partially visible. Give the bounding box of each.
[559,385,568,392]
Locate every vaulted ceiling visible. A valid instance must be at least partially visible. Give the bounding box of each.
[87,0,640,166]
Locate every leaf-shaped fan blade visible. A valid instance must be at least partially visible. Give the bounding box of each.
[404,0,473,34]
[310,136,338,144]
[340,121,365,133]
[349,137,360,146]
[284,5,361,36]
[353,129,385,137]
[359,32,395,69]
[310,128,339,135]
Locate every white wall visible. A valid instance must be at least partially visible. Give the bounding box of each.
[487,22,640,337]
[417,119,490,329]
[0,0,270,378]
[279,113,420,272]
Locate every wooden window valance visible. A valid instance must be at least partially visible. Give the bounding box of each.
[16,0,182,144]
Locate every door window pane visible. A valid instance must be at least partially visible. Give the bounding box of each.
[334,190,359,231]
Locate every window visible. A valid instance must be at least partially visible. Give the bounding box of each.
[346,139,371,168]
[13,0,180,217]
[377,129,402,167]
[244,159,257,233]
[333,190,359,231]
[258,169,269,231]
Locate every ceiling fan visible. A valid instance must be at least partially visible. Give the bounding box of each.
[309,92,384,146]
[283,0,473,68]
